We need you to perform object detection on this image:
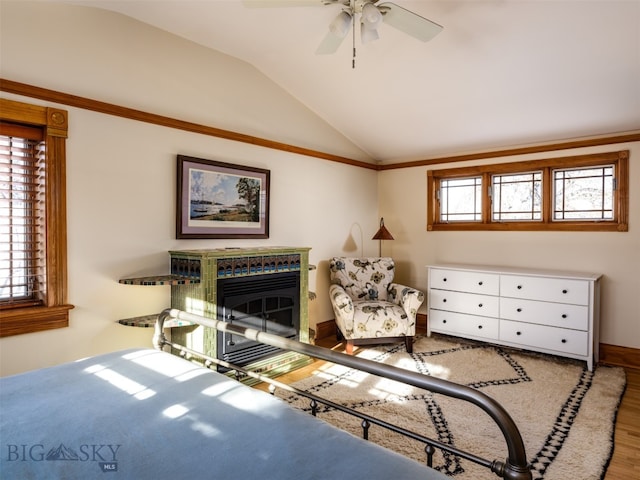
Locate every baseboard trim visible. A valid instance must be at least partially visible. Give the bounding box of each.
[317,318,640,371]
[315,319,337,341]
[600,343,640,370]
[416,313,427,331]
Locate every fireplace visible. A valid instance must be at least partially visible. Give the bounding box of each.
[216,271,300,371]
[168,247,312,382]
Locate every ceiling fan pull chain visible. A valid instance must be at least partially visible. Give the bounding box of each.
[352,5,356,69]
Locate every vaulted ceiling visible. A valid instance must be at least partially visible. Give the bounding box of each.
[64,1,640,164]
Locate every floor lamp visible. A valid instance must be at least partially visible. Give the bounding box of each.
[372,218,394,256]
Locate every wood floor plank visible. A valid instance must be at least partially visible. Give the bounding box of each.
[605,367,640,480]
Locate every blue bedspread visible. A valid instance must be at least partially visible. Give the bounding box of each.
[0,348,447,479]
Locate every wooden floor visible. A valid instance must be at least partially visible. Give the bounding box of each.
[605,367,640,480]
[263,335,640,480]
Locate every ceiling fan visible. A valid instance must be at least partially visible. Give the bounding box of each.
[244,0,443,66]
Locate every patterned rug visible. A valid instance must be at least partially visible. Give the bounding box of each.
[278,335,626,480]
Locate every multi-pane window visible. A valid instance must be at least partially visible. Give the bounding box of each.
[553,166,614,221]
[427,151,628,232]
[492,171,542,221]
[439,177,482,222]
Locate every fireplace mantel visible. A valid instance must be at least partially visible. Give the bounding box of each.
[168,247,312,381]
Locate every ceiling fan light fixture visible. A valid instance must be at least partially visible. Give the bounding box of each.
[361,2,382,27]
[360,21,379,43]
[329,10,352,38]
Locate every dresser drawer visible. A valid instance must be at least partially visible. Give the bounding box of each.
[429,268,499,295]
[499,320,588,356]
[500,297,589,331]
[429,310,499,339]
[429,289,499,317]
[500,275,589,305]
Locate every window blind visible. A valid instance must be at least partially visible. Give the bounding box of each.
[0,122,46,307]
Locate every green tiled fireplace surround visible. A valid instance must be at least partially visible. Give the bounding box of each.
[169,247,312,382]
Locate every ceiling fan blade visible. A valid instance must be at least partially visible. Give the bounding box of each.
[315,29,349,54]
[378,2,443,42]
[242,0,322,7]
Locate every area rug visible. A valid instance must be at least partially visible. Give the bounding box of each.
[278,335,626,480]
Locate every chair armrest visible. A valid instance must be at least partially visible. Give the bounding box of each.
[329,284,355,335]
[388,283,425,321]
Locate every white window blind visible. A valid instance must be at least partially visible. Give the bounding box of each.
[0,123,46,307]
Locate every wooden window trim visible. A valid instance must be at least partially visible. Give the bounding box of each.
[0,98,73,337]
[427,151,629,232]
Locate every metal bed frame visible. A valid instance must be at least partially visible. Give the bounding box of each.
[154,308,532,480]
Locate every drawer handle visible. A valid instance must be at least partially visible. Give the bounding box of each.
[517,285,522,290]
[478,303,483,308]
[517,308,522,313]
[443,278,447,282]
[443,298,447,303]
[561,339,567,343]
[562,289,568,294]
[562,314,567,319]
[478,281,483,286]
[516,331,522,336]
[442,319,447,324]
[478,325,483,329]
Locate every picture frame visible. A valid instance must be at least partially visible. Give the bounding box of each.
[176,155,270,239]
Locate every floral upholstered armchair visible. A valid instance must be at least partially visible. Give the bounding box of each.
[329,257,425,354]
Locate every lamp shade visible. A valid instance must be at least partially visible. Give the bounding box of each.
[360,21,379,43]
[372,218,394,240]
[361,2,382,27]
[329,10,352,38]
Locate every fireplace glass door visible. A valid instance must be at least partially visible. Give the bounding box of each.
[217,272,300,370]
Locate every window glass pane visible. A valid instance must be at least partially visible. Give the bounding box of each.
[439,177,482,221]
[553,166,614,220]
[492,171,542,221]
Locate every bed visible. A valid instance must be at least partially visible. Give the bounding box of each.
[0,309,532,480]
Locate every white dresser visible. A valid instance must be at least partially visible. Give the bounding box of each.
[427,264,601,370]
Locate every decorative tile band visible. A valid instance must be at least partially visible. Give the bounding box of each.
[216,254,301,278]
[170,258,202,279]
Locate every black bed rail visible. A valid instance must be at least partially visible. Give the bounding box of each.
[154,308,532,480]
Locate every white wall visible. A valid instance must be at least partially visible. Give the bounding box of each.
[0,2,379,376]
[378,142,640,350]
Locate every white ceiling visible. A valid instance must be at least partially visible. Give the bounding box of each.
[66,0,640,164]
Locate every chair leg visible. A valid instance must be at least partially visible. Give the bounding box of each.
[336,326,344,341]
[345,340,354,355]
[405,336,414,354]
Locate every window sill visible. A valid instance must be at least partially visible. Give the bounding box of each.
[428,222,627,232]
[0,304,74,337]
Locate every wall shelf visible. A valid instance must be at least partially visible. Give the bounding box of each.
[117,274,198,327]
[117,314,192,328]
[118,275,199,286]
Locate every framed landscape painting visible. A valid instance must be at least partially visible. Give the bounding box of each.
[176,155,270,239]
